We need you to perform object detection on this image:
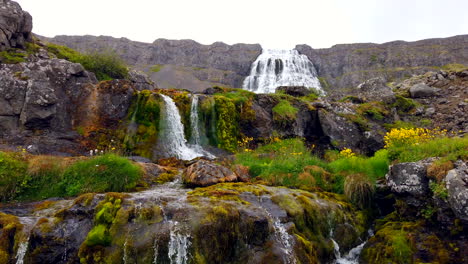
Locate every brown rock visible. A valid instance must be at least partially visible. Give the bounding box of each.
[183,160,238,187]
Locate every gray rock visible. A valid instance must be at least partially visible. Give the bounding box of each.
[128,70,156,91]
[425,107,436,116]
[445,160,468,221]
[276,86,313,97]
[0,0,32,50]
[386,158,435,197]
[409,83,441,98]
[356,77,395,103]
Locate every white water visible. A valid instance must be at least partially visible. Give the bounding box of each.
[168,221,191,264]
[15,238,29,264]
[189,95,215,159]
[243,49,322,94]
[159,94,205,160]
[332,229,374,264]
[261,208,295,264]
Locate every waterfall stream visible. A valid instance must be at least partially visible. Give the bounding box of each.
[189,95,215,158]
[331,229,373,264]
[243,49,322,94]
[159,94,205,160]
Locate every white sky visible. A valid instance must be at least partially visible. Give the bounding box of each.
[15,0,468,49]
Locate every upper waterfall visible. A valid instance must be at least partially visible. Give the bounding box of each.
[242,49,322,94]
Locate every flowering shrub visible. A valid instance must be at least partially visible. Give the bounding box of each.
[340,148,356,158]
[384,128,446,149]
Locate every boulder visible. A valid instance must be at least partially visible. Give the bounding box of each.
[276,86,312,97]
[409,83,441,98]
[128,70,155,91]
[445,160,468,221]
[0,0,32,50]
[356,77,395,103]
[183,160,238,187]
[386,158,434,196]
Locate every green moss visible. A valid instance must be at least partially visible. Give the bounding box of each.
[341,113,369,131]
[0,212,22,263]
[188,183,269,205]
[392,95,417,115]
[272,99,298,123]
[123,91,162,158]
[213,96,239,152]
[357,102,389,121]
[150,64,164,73]
[85,224,111,246]
[61,154,142,196]
[441,63,468,72]
[0,49,27,64]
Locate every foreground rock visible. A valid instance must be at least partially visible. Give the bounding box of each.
[0,0,32,50]
[0,183,368,263]
[445,160,468,221]
[183,159,238,187]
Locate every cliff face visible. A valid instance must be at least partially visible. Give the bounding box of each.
[0,0,32,50]
[41,34,468,91]
[38,35,262,91]
[296,35,468,91]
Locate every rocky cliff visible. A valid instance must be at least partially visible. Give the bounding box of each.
[38,35,262,91]
[40,34,468,92]
[296,35,468,91]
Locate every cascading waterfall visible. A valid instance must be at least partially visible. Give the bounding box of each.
[168,221,191,264]
[15,217,38,264]
[331,229,374,264]
[159,94,205,160]
[243,49,322,94]
[189,95,215,158]
[15,238,29,264]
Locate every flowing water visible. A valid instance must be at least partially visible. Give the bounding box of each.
[243,49,322,94]
[168,221,191,264]
[332,229,374,264]
[189,95,215,159]
[15,217,38,264]
[159,94,205,160]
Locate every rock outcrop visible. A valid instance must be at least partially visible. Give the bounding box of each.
[296,35,468,91]
[0,0,32,50]
[38,35,262,91]
[445,160,468,221]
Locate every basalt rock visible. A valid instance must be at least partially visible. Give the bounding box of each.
[409,83,441,98]
[356,77,395,103]
[0,0,33,50]
[445,160,468,221]
[276,86,312,97]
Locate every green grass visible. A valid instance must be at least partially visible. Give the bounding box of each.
[214,88,255,105]
[235,138,336,190]
[441,63,468,72]
[46,43,129,81]
[272,100,298,121]
[0,152,28,202]
[0,50,27,64]
[388,135,468,162]
[0,152,142,202]
[62,154,142,196]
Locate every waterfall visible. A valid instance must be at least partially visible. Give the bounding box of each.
[243,49,322,94]
[159,94,204,160]
[168,221,191,264]
[189,95,215,159]
[15,238,29,264]
[331,229,373,264]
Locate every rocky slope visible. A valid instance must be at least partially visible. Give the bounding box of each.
[296,35,468,91]
[40,34,468,92]
[37,35,262,92]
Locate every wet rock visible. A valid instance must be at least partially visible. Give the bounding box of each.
[0,0,32,50]
[409,83,441,98]
[445,160,468,221]
[183,160,238,187]
[276,86,313,97]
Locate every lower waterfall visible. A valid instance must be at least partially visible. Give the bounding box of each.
[159,94,205,160]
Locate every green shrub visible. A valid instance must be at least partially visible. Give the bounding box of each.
[62,154,142,196]
[46,44,129,81]
[79,51,129,80]
[0,152,28,201]
[357,102,389,121]
[344,173,375,209]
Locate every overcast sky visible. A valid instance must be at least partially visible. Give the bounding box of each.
[15,0,468,49]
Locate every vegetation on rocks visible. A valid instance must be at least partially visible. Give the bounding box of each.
[46,43,129,80]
